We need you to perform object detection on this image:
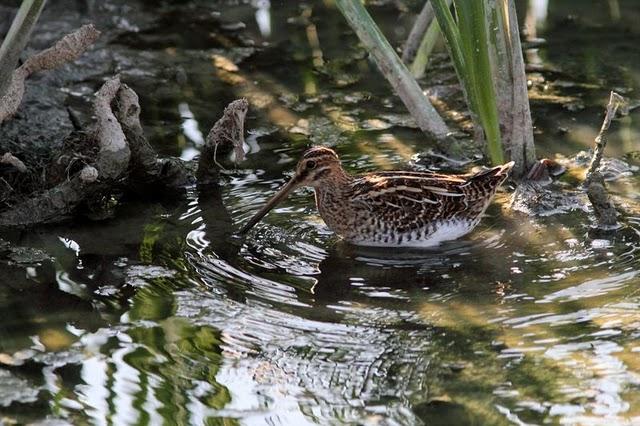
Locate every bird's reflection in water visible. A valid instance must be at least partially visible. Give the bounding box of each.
[193,182,238,254]
[311,232,512,306]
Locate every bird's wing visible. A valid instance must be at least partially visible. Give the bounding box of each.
[350,172,468,221]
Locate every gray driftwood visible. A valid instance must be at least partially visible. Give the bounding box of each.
[584,91,626,230]
[0,24,100,124]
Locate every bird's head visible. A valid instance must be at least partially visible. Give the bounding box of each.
[239,146,344,234]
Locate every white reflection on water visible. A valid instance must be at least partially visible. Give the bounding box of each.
[179,102,204,161]
[253,0,271,38]
[216,358,315,426]
[79,357,109,426]
[538,271,638,303]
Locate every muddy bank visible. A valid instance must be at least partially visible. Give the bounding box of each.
[0,1,256,226]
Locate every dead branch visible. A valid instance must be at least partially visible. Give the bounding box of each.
[0,24,100,124]
[93,76,130,180]
[585,92,626,184]
[584,91,626,230]
[0,174,100,226]
[114,84,194,190]
[0,77,129,226]
[115,84,162,181]
[198,98,248,180]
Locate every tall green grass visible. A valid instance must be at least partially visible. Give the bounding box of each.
[409,19,440,79]
[0,0,46,98]
[430,0,504,164]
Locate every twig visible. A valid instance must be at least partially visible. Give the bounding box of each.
[93,75,130,180]
[0,24,100,123]
[585,92,626,184]
[584,91,626,230]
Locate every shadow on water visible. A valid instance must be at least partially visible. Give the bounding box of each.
[2,0,640,425]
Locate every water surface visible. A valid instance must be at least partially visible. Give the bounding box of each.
[1,1,640,425]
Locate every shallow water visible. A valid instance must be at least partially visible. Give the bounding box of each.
[2,1,640,425]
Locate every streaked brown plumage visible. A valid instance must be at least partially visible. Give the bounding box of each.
[240,146,514,247]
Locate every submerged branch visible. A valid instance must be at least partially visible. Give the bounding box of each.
[0,24,100,124]
[584,91,626,230]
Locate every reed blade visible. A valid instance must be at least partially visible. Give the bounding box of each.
[0,0,47,98]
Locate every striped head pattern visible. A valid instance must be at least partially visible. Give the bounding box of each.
[292,146,344,187]
[239,146,344,234]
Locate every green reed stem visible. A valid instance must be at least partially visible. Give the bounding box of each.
[0,0,47,98]
[431,0,504,164]
[334,0,452,141]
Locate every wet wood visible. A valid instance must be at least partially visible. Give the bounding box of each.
[0,24,100,124]
[489,0,536,179]
[584,91,626,230]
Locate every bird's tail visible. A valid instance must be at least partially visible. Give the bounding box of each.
[471,161,515,181]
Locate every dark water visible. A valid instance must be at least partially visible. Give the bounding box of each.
[1,1,640,425]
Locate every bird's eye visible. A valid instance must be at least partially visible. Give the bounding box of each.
[306,160,316,169]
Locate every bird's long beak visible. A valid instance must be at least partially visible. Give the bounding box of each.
[239,176,299,234]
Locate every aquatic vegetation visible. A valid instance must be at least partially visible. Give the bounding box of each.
[333,0,452,141]
[336,0,536,174]
[433,0,502,164]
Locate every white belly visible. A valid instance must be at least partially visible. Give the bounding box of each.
[346,220,478,248]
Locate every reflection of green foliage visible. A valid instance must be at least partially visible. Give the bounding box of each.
[116,318,234,424]
[128,279,176,322]
[139,219,191,273]
[140,223,165,263]
[415,321,571,425]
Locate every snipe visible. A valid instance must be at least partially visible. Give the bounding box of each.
[240,147,514,247]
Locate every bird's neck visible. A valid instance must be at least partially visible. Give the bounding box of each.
[317,167,353,194]
[313,168,353,214]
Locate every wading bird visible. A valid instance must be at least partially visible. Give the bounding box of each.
[240,146,513,247]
